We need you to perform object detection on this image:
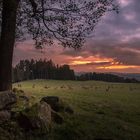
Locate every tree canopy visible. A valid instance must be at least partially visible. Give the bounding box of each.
[0,0,118,49]
[12,59,75,82]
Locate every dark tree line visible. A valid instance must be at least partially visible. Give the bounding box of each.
[76,72,140,83]
[12,59,75,82]
[13,59,139,83]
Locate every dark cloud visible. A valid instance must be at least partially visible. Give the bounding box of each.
[61,37,140,66]
[61,0,140,67]
[92,0,140,41]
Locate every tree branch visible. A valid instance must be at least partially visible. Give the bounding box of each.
[28,0,37,16]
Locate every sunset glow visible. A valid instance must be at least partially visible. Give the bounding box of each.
[97,65,139,70]
[13,0,140,73]
[70,61,92,65]
[69,56,114,66]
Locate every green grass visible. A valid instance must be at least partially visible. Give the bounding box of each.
[13,80,140,140]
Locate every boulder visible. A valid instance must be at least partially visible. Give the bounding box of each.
[41,96,74,114]
[12,88,19,93]
[0,91,17,110]
[41,96,60,112]
[18,101,52,133]
[0,110,11,123]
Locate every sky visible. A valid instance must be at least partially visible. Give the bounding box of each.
[13,0,140,73]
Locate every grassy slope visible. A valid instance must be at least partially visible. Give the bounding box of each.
[13,80,140,140]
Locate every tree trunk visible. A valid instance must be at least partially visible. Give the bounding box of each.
[0,0,19,91]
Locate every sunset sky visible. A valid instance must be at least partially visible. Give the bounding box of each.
[13,0,140,73]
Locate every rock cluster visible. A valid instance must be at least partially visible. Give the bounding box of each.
[18,101,52,133]
[0,91,17,110]
[0,91,17,123]
[0,91,74,137]
[17,96,74,132]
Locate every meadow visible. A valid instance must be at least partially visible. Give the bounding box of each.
[13,80,140,140]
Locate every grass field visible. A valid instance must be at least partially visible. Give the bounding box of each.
[13,80,140,140]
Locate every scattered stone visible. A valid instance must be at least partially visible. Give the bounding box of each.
[17,84,22,88]
[44,86,50,89]
[60,85,65,89]
[32,84,35,88]
[68,85,73,90]
[82,86,89,89]
[12,88,24,94]
[12,88,19,93]
[0,91,17,110]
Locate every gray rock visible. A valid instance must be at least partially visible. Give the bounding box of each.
[18,102,52,133]
[0,91,17,110]
[0,110,11,123]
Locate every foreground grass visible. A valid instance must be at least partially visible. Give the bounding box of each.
[13,80,140,140]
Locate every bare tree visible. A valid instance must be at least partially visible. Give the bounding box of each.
[0,0,118,91]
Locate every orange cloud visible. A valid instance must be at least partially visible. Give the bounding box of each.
[69,55,115,66]
[97,65,139,70]
[70,60,92,65]
[68,55,140,73]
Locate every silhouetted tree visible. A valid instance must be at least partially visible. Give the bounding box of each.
[0,0,118,91]
[13,59,75,81]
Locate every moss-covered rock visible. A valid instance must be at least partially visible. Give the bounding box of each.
[41,96,74,114]
[0,110,11,123]
[0,91,17,110]
[0,93,74,140]
[18,101,52,134]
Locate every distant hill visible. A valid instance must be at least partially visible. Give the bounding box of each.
[75,72,140,83]
[110,73,140,81]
